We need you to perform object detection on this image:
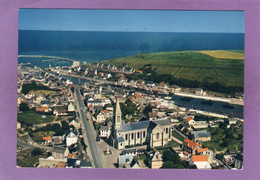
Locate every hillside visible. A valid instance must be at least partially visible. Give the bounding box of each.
[104,50,244,93]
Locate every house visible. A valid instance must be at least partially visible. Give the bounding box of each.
[36,106,50,113]
[191,130,211,142]
[42,136,52,145]
[120,149,144,157]
[94,111,107,123]
[159,82,168,89]
[189,155,211,169]
[65,129,78,147]
[69,119,81,130]
[228,118,237,125]
[52,136,64,145]
[181,138,201,155]
[192,121,209,129]
[100,125,111,138]
[67,102,75,112]
[17,122,21,129]
[118,76,128,84]
[196,148,209,154]
[184,116,195,126]
[53,109,68,116]
[66,158,92,168]
[118,154,140,169]
[149,151,163,169]
[52,146,70,159]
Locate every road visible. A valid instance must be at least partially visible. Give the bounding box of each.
[17,138,53,151]
[75,86,103,168]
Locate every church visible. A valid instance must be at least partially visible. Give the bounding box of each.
[110,100,172,150]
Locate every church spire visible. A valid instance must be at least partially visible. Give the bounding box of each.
[114,99,122,130]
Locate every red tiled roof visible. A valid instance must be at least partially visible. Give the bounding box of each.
[67,153,74,158]
[192,155,208,162]
[43,136,51,141]
[186,117,193,122]
[197,148,209,154]
[36,107,49,111]
[184,138,200,150]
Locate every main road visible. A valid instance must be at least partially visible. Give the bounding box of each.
[75,85,103,168]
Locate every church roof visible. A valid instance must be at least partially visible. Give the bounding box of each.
[152,118,171,126]
[117,118,171,133]
[118,121,150,133]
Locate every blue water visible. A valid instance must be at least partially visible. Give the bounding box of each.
[18,30,244,68]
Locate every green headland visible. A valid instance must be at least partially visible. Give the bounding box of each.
[105,50,244,95]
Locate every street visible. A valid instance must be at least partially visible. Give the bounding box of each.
[75,86,103,168]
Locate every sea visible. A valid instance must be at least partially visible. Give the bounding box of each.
[18,30,244,68]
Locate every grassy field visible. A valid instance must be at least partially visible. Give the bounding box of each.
[172,131,184,141]
[199,50,244,60]
[31,131,55,142]
[105,50,244,89]
[35,90,57,95]
[17,110,54,125]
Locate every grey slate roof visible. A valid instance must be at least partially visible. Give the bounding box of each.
[52,146,66,153]
[65,129,78,137]
[118,121,150,133]
[192,130,211,138]
[118,118,170,133]
[101,125,110,131]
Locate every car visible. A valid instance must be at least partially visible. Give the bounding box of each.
[96,135,100,142]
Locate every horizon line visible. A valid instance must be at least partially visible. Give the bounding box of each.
[18,29,245,34]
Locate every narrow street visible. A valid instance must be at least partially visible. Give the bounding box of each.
[74,85,103,168]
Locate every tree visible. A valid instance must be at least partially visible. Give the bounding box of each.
[61,121,70,131]
[31,148,44,156]
[55,129,65,136]
[52,123,61,130]
[143,104,152,117]
[19,103,29,111]
[161,161,175,168]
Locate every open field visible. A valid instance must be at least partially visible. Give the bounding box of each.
[35,90,57,95]
[18,110,54,125]
[31,131,55,142]
[199,50,244,60]
[105,50,244,90]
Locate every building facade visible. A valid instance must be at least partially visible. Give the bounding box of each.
[110,100,172,150]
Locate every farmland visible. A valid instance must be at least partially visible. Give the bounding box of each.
[199,50,244,60]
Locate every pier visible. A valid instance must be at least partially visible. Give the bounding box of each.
[18,55,75,62]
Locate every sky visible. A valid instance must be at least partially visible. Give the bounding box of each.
[19,9,245,33]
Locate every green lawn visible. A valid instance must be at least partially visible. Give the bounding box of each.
[18,110,54,125]
[172,130,184,141]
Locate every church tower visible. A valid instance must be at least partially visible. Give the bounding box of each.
[114,100,122,130]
